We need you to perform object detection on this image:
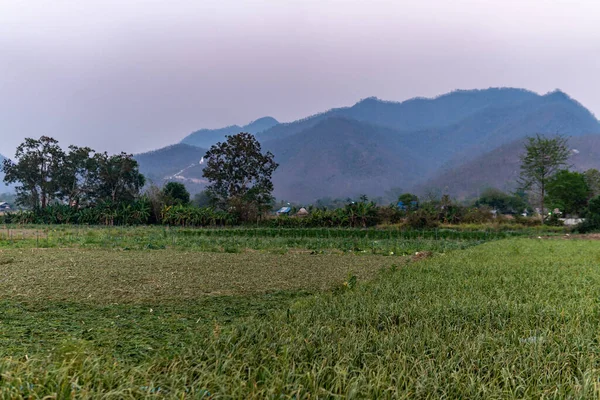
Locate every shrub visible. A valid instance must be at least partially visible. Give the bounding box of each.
[406,208,439,229]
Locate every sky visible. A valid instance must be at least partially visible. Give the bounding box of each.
[1,0,599,157]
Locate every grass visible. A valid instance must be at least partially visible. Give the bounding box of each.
[0,249,390,301]
[0,225,596,398]
[0,224,554,255]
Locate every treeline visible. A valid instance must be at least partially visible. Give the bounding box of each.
[0,136,240,227]
[267,193,525,229]
[5,134,600,231]
[2,136,145,209]
[0,202,235,226]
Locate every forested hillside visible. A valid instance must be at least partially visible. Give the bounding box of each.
[134,88,600,201]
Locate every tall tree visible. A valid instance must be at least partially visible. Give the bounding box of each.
[203,132,278,221]
[518,134,570,222]
[59,145,100,207]
[95,152,146,204]
[2,136,65,209]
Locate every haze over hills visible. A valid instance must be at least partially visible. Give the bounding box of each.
[0,154,12,192]
[180,117,279,148]
[265,117,423,201]
[133,87,600,202]
[419,135,600,199]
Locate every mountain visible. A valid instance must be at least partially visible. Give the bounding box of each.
[419,135,600,199]
[135,87,600,202]
[0,154,12,193]
[180,116,279,148]
[257,88,539,142]
[265,117,423,202]
[398,90,600,173]
[134,144,208,186]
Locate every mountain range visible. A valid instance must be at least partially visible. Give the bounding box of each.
[0,154,12,193]
[134,88,600,202]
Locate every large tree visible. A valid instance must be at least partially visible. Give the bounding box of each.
[2,136,65,209]
[95,152,146,204]
[59,145,100,207]
[546,170,589,216]
[518,134,570,222]
[203,132,278,221]
[3,137,146,210]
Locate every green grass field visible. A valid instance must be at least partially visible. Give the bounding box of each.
[0,226,597,398]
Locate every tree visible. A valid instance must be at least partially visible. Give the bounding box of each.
[163,182,190,205]
[546,170,589,216]
[584,169,600,198]
[2,136,65,209]
[203,133,278,221]
[397,193,418,211]
[518,134,570,223]
[59,145,100,207]
[95,152,146,204]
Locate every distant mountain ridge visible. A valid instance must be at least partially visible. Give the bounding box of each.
[135,87,600,202]
[418,135,600,199]
[0,154,12,192]
[180,116,279,148]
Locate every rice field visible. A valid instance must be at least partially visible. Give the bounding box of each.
[0,224,560,255]
[0,225,596,398]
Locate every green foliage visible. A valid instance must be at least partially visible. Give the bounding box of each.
[2,136,64,209]
[546,170,589,215]
[577,195,600,233]
[162,182,190,205]
[160,205,235,226]
[193,190,214,208]
[0,236,594,397]
[584,169,600,198]
[397,192,419,209]
[405,206,440,229]
[203,132,278,221]
[518,134,570,222]
[474,188,528,214]
[94,152,146,204]
[2,136,145,209]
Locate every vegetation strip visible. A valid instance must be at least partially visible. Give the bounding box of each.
[0,238,599,397]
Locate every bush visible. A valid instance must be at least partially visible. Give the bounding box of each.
[576,195,600,233]
[461,206,494,224]
[405,208,439,229]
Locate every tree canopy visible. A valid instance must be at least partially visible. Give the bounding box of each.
[518,134,570,222]
[163,182,190,205]
[203,132,278,221]
[546,170,589,216]
[2,136,145,209]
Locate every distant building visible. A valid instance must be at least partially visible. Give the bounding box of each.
[296,207,309,216]
[0,202,11,211]
[397,200,418,211]
[276,206,291,215]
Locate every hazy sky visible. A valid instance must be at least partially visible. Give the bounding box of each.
[1,0,599,156]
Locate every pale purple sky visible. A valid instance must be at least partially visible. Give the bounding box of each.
[1,0,599,156]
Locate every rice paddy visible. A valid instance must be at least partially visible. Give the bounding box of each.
[0,225,596,398]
